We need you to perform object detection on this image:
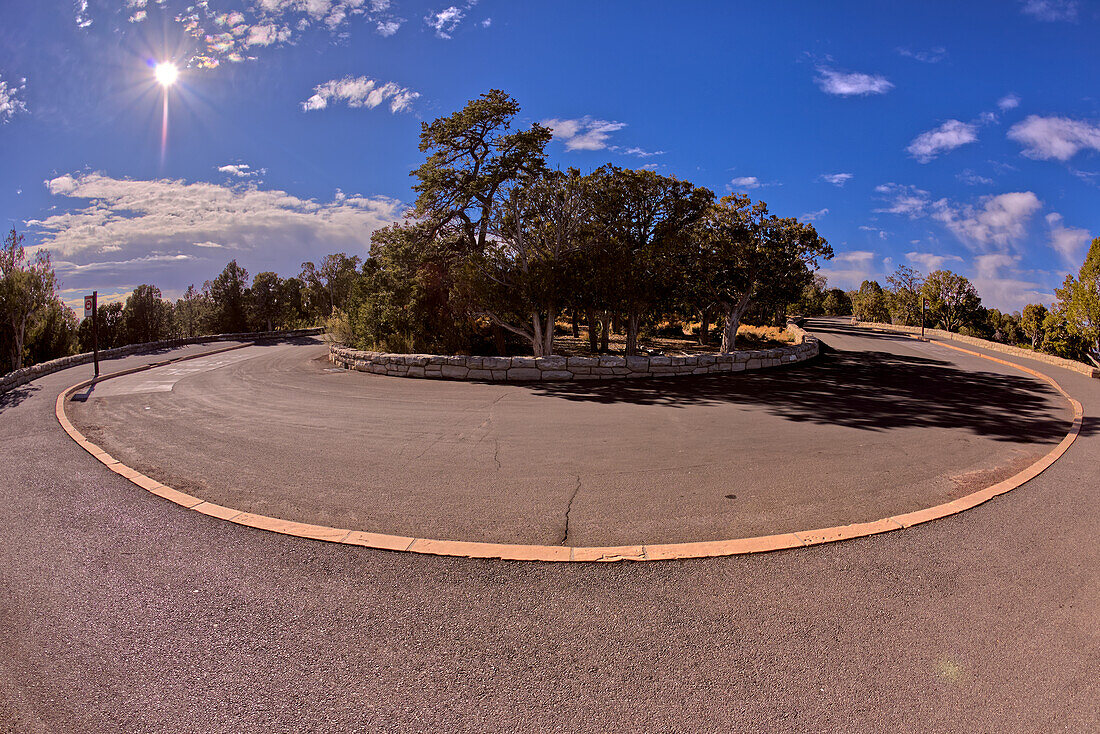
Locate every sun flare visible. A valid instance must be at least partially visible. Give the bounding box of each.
[154,62,179,87]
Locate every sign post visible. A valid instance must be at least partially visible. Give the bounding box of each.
[920,296,926,340]
[85,292,99,378]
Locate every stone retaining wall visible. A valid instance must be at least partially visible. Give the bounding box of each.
[0,327,324,396]
[329,325,819,382]
[852,320,1100,379]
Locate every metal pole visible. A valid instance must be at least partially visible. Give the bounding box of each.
[915,294,924,341]
[92,291,99,378]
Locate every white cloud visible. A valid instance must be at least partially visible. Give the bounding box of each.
[907,120,979,163]
[301,76,419,113]
[217,163,264,178]
[896,46,947,63]
[874,183,932,218]
[819,173,853,187]
[1007,115,1100,161]
[801,208,828,221]
[970,253,1054,311]
[376,19,402,36]
[1020,0,1079,22]
[0,74,27,123]
[1046,212,1091,265]
[997,94,1021,111]
[729,176,763,190]
[426,5,465,38]
[931,192,1042,250]
[620,146,665,158]
[814,66,893,96]
[245,23,292,47]
[541,117,627,151]
[75,0,92,28]
[481,17,492,28]
[819,250,881,289]
[27,172,402,292]
[905,251,964,272]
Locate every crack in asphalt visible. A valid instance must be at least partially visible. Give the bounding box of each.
[562,475,582,545]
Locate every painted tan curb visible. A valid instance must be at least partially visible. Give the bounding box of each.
[56,333,1084,562]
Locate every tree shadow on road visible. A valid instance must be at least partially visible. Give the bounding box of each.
[0,383,40,414]
[525,348,1080,443]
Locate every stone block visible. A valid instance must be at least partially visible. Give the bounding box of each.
[465,357,484,369]
[648,356,671,366]
[491,370,508,380]
[511,357,537,369]
[441,365,469,379]
[482,357,512,370]
[507,367,542,380]
[598,356,626,368]
[566,356,599,368]
[746,359,762,370]
[536,356,567,370]
[405,366,426,378]
[625,356,650,371]
[466,369,493,380]
[541,370,573,381]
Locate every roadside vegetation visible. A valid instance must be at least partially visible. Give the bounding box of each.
[3,91,1099,374]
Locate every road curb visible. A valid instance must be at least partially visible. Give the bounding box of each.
[56,332,1084,562]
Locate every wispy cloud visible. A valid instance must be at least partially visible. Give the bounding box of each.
[0,74,27,123]
[1020,0,1079,22]
[801,208,829,221]
[997,94,1021,111]
[425,2,485,39]
[957,169,994,186]
[896,46,947,63]
[729,176,770,190]
[301,76,419,113]
[815,66,893,96]
[217,163,264,179]
[819,173,853,187]
[859,225,889,240]
[1007,115,1100,161]
[905,251,964,272]
[541,117,627,151]
[1046,212,1091,265]
[907,120,979,163]
[874,183,932,218]
[819,250,882,289]
[931,192,1043,251]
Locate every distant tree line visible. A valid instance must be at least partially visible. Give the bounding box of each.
[0,229,360,375]
[797,242,1100,366]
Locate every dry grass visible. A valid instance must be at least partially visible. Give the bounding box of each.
[550,323,793,357]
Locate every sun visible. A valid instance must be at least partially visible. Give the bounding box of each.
[154,62,179,87]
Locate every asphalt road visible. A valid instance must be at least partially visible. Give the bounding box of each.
[68,325,1070,546]
[1,322,1097,732]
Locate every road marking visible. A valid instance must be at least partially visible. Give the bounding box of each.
[87,350,261,397]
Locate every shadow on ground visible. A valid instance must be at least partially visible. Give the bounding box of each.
[526,346,1078,443]
[0,383,40,413]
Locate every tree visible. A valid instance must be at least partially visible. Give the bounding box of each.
[78,301,124,351]
[175,285,212,338]
[592,167,714,355]
[299,254,361,319]
[885,264,924,326]
[1053,236,1100,364]
[794,274,829,316]
[471,169,593,356]
[1021,303,1049,349]
[205,260,250,334]
[249,271,285,332]
[851,280,891,323]
[694,195,831,353]
[822,288,852,316]
[25,299,79,366]
[1040,309,1089,361]
[123,284,173,344]
[921,269,982,332]
[0,228,58,371]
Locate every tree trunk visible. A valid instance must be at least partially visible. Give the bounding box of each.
[11,315,27,371]
[697,309,710,346]
[571,311,579,338]
[531,313,545,357]
[492,324,507,356]
[586,309,599,353]
[625,312,641,356]
[543,308,557,356]
[599,312,610,352]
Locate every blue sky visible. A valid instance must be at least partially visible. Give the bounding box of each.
[1,0,1098,312]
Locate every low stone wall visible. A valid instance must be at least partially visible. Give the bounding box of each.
[852,320,1099,379]
[0,327,324,396]
[329,325,819,382]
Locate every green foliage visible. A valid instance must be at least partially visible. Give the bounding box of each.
[921,269,983,332]
[1020,303,1049,349]
[1053,236,1100,361]
[123,284,174,344]
[1040,309,1089,361]
[205,260,250,334]
[0,228,59,371]
[885,264,924,326]
[78,301,125,351]
[25,299,79,366]
[823,288,852,316]
[851,280,890,323]
[299,254,361,320]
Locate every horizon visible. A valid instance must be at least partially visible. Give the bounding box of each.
[2,0,1099,313]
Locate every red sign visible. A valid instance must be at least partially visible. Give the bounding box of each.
[84,295,94,315]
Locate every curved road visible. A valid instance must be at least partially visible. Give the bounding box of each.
[1,322,1097,732]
